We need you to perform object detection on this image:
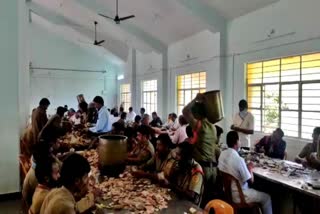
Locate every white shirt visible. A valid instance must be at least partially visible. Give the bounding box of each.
[170,124,188,144]
[127,111,136,122]
[233,112,254,147]
[218,148,251,192]
[107,115,120,131]
[89,106,110,133]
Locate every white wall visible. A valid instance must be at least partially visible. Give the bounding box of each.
[225,0,320,160]
[136,51,164,116]
[168,30,221,115]
[0,0,27,194]
[30,22,117,116]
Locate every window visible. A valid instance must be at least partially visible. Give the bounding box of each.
[177,72,206,114]
[247,53,320,139]
[120,84,131,111]
[142,80,157,114]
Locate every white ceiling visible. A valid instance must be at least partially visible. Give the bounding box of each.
[200,0,279,19]
[28,0,279,64]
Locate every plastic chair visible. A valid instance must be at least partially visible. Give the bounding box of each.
[220,171,261,214]
[204,199,234,214]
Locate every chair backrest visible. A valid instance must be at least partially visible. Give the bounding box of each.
[220,171,247,206]
[204,199,234,214]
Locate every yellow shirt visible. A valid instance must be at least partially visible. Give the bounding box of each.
[29,185,50,214]
[22,168,38,207]
[40,187,76,214]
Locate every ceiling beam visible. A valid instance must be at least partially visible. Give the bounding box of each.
[77,0,167,53]
[176,0,226,33]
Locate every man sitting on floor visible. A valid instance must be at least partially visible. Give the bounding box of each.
[255,128,286,159]
[29,156,60,214]
[127,125,155,169]
[40,153,96,214]
[170,142,204,205]
[132,134,176,184]
[218,131,273,214]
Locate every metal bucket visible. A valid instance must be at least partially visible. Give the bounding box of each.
[98,135,127,177]
[202,90,224,124]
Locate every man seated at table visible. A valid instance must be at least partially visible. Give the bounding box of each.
[40,153,96,214]
[295,127,320,168]
[29,156,60,214]
[170,115,188,144]
[89,96,110,134]
[218,131,272,214]
[127,125,155,169]
[150,112,163,128]
[132,134,176,184]
[255,128,286,159]
[170,142,204,206]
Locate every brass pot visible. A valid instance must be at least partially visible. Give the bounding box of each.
[98,135,127,176]
[199,90,224,124]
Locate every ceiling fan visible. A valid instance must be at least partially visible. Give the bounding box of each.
[99,0,135,24]
[79,21,105,46]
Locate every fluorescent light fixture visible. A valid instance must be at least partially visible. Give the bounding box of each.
[117,75,124,80]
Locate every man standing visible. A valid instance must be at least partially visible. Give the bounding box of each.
[218,131,272,214]
[150,112,163,127]
[89,96,110,133]
[231,99,254,148]
[31,98,50,145]
[127,107,136,123]
[183,93,219,206]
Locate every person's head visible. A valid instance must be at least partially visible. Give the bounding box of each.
[119,106,124,113]
[152,112,158,120]
[140,108,145,115]
[121,112,127,120]
[35,156,60,188]
[191,102,206,120]
[226,131,240,150]
[178,115,188,126]
[114,112,119,117]
[312,127,320,143]
[129,107,133,113]
[141,114,150,125]
[215,125,224,141]
[136,125,150,142]
[93,96,104,110]
[171,113,178,122]
[39,98,50,110]
[167,113,172,120]
[271,128,284,142]
[134,115,142,124]
[110,108,116,115]
[156,134,172,158]
[57,107,68,117]
[186,125,193,138]
[239,99,248,112]
[32,141,53,164]
[175,142,193,169]
[60,153,90,200]
[112,122,125,135]
[78,102,88,113]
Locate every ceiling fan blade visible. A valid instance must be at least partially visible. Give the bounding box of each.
[94,40,105,46]
[119,15,135,21]
[99,14,114,20]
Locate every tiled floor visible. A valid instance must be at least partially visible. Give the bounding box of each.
[0,200,22,214]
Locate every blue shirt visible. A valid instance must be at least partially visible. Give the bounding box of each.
[89,106,110,133]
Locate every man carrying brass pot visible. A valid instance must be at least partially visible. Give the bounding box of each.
[182,93,220,207]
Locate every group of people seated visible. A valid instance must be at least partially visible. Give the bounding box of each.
[21,93,320,214]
